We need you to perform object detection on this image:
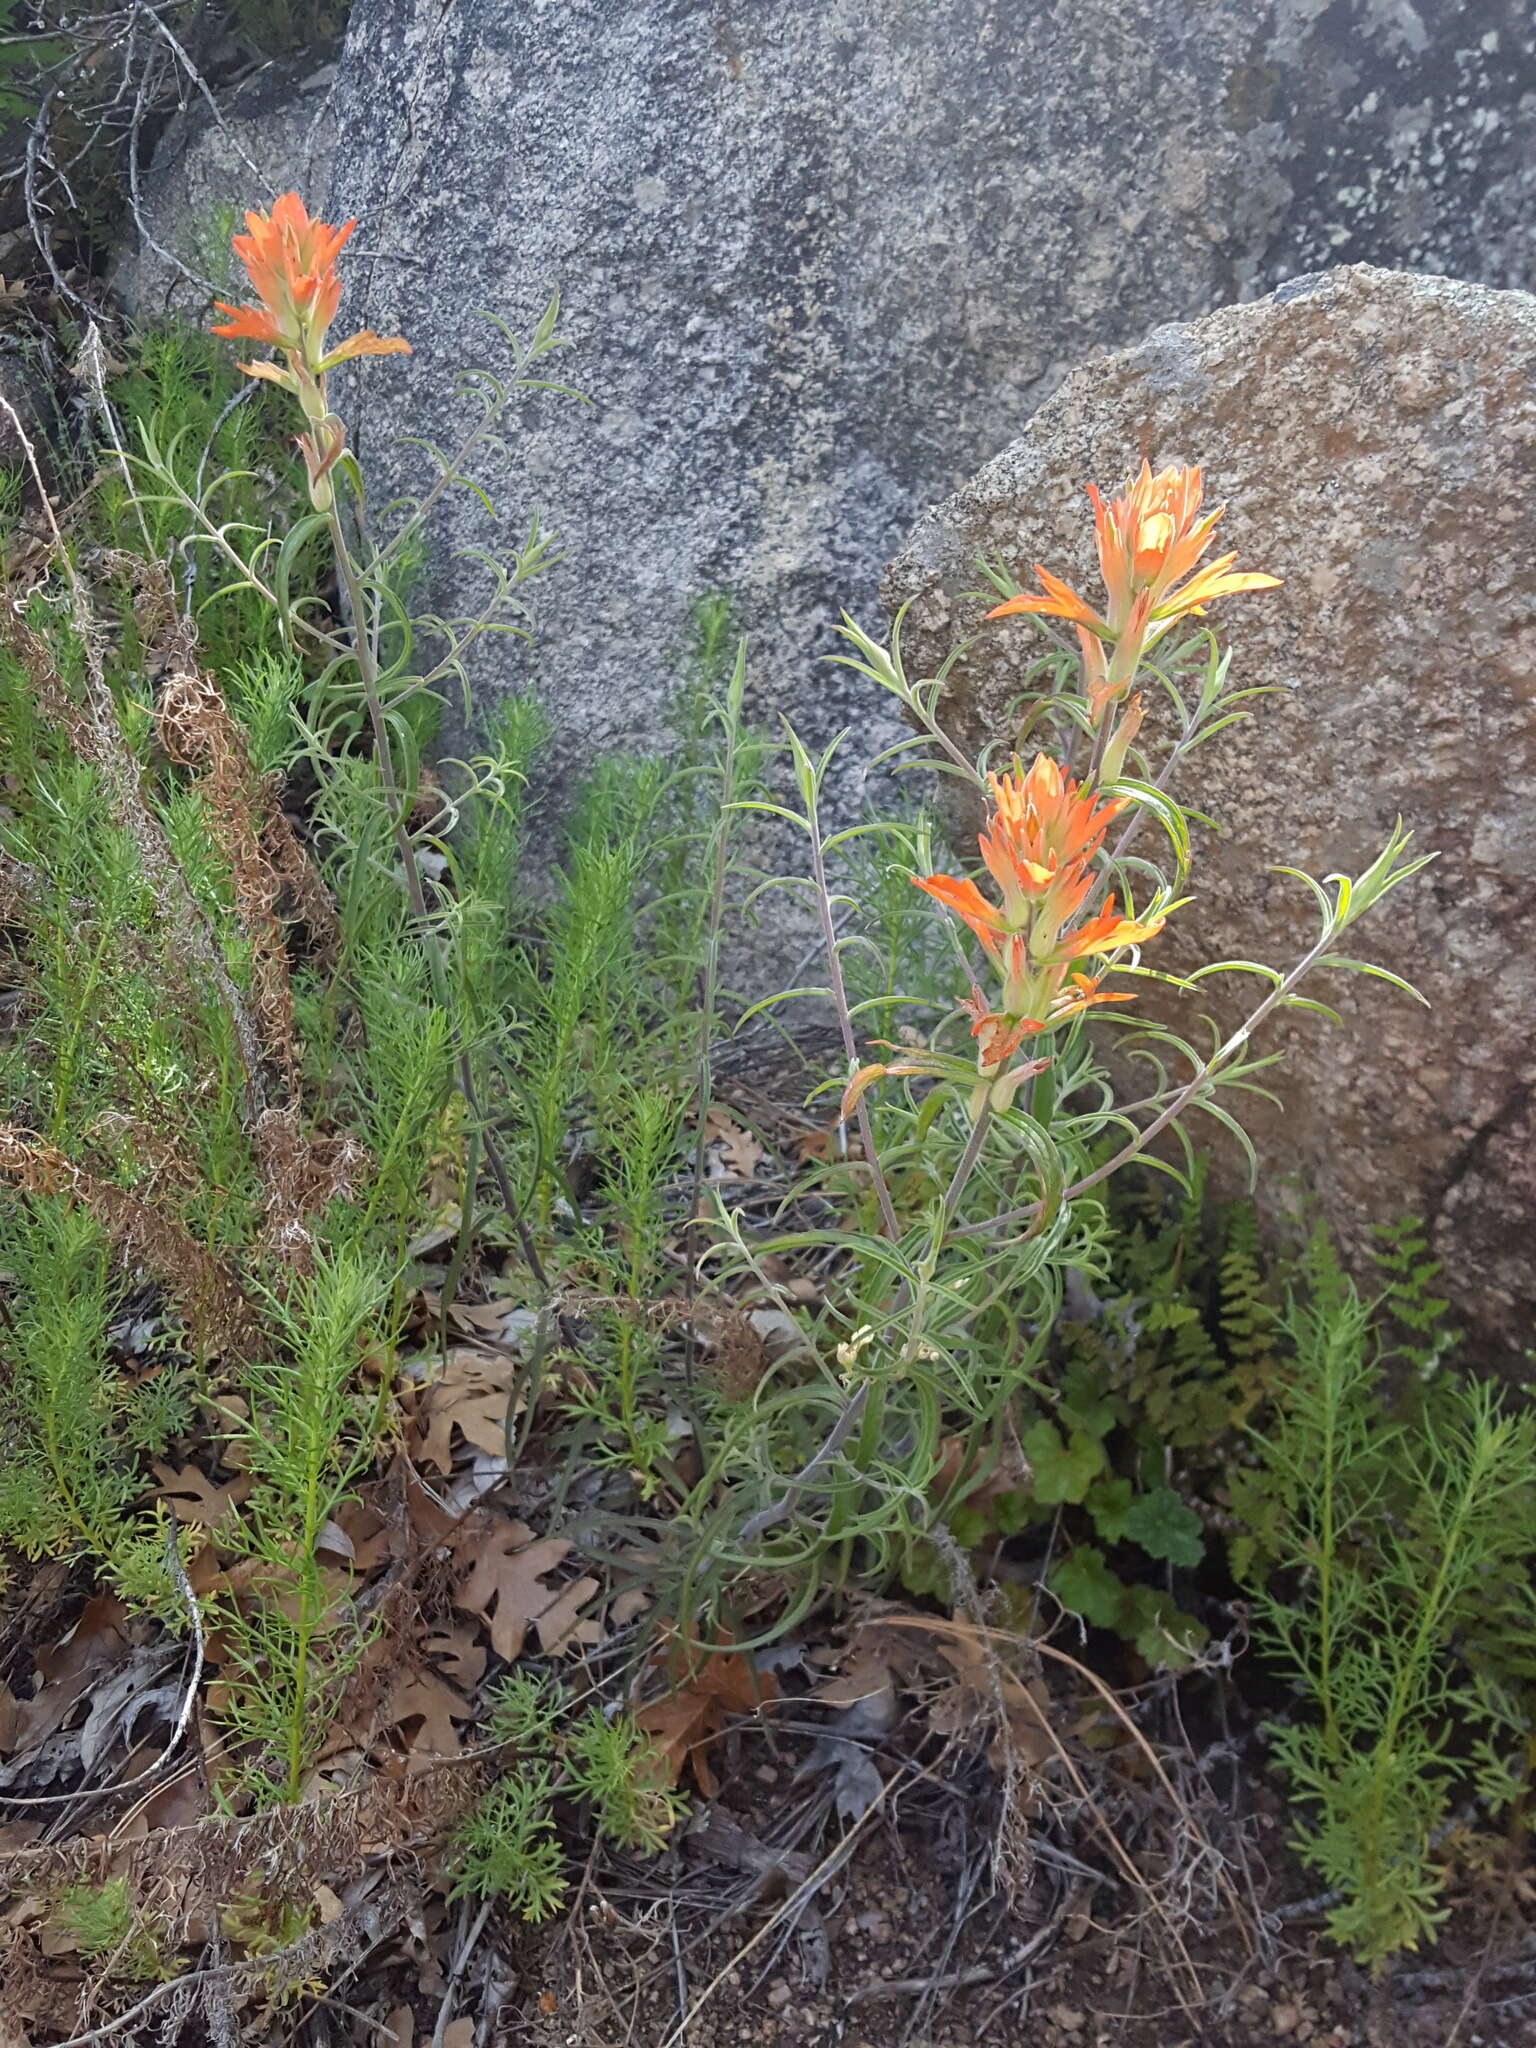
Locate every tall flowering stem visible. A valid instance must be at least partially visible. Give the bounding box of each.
[845,464,1280,1124]
[734,465,1427,1571]
[848,753,1175,1123]
[211,195,548,1293]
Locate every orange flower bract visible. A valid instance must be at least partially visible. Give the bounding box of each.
[985,462,1279,687]
[210,192,410,510]
[912,753,1168,1071]
[982,755,1123,895]
[212,192,410,379]
[958,974,1138,1069]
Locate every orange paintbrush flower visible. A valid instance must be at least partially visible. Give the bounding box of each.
[985,463,1279,714]
[989,562,1104,633]
[912,872,1008,959]
[981,756,1123,897]
[915,756,1120,962]
[959,974,1139,1068]
[1041,897,1166,963]
[1052,971,1139,1020]
[958,986,1039,1067]
[913,753,1167,1071]
[211,192,410,510]
[212,192,410,383]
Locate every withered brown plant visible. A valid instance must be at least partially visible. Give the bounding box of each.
[0,1125,254,1357]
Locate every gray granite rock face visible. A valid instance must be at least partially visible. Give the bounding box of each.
[883,266,1536,1363]
[120,0,1536,806]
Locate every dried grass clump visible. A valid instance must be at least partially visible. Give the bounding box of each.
[0,1125,254,1356]
[154,633,341,1088]
[0,1769,469,1943]
[126,570,365,1268]
[251,1105,370,1268]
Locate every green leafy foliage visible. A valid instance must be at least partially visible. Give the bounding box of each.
[1238,1257,1536,1967]
[1047,1545,1125,1630]
[0,1199,134,1564]
[51,1878,172,1982]
[899,1170,1262,1665]
[501,605,769,1490]
[0,315,555,1794]
[0,249,1470,2005]
[1121,1485,1203,1569]
[453,1675,683,1918]
[1019,1417,1106,1504]
[1370,1215,1456,1380]
[216,1251,394,1804]
[451,1769,570,1922]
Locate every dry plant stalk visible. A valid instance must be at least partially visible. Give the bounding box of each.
[3,1878,421,2047]
[131,570,365,1265]
[0,846,65,920]
[5,575,362,1270]
[87,1110,201,1202]
[0,1771,469,1945]
[132,570,341,974]
[251,1105,369,1266]
[0,1124,253,1357]
[683,1294,770,1399]
[871,1608,1253,2009]
[155,656,301,1086]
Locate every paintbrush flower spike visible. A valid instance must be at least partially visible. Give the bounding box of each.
[212,193,410,384]
[986,461,1279,718]
[211,193,410,509]
[913,755,1171,1077]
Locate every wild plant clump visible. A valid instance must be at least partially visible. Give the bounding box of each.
[1236,1240,1536,1967]
[676,462,1427,1656]
[0,196,562,1804]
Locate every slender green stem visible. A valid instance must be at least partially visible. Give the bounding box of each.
[283,1443,329,1803]
[803,764,900,1243]
[47,922,116,1142]
[323,497,549,1295]
[681,656,744,1447]
[438,1116,482,1367]
[941,1104,993,1227]
[1315,1329,1342,1766]
[1359,1438,1488,1903]
[954,922,1340,1241]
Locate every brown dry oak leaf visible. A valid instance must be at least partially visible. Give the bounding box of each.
[328,1497,396,1573]
[381,1666,476,1761]
[410,1348,518,1473]
[862,1611,1058,1776]
[701,1105,766,1182]
[447,1301,518,1333]
[452,1516,599,1662]
[151,1459,250,1528]
[9,1596,130,1753]
[634,1646,775,1798]
[425,1622,487,1692]
[812,1646,899,1718]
